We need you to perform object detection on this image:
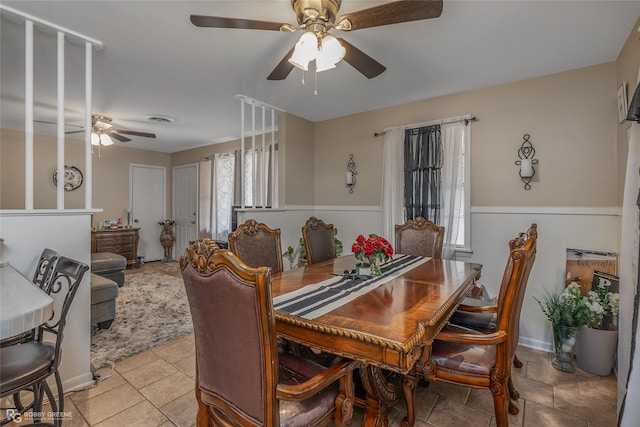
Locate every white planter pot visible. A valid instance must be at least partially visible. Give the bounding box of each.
[575,326,618,376]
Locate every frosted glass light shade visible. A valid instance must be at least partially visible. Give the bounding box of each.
[289,32,317,71]
[316,35,345,72]
[91,133,100,146]
[100,134,114,146]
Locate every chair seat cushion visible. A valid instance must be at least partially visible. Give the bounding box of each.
[431,324,496,376]
[449,309,496,331]
[0,342,55,393]
[278,352,339,427]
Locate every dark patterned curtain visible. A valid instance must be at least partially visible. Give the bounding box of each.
[403,125,442,223]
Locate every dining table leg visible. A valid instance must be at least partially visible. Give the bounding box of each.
[400,374,418,427]
[359,365,403,427]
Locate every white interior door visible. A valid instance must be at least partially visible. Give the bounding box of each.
[130,164,166,262]
[173,164,198,257]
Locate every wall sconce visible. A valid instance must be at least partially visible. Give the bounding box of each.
[346,154,357,193]
[514,134,538,190]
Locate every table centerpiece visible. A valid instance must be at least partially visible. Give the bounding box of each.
[351,234,393,276]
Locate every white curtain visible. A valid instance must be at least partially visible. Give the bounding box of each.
[198,158,213,238]
[381,128,404,246]
[243,147,273,207]
[213,153,235,241]
[619,122,640,426]
[440,121,466,259]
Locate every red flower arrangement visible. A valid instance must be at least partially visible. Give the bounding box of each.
[351,234,394,265]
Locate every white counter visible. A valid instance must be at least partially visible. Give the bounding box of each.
[0,262,53,340]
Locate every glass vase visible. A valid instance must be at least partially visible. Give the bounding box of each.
[552,325,578,373]
[370,258,382,276]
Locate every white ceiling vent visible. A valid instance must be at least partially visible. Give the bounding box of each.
[145,114,176,124]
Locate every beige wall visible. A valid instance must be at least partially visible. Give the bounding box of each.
[171,112,314,207]
[616,16,640,206]
[0,129,172,226]
[281,113,315,205]
[314,62,618,207]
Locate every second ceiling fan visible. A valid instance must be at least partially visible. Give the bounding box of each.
[65,114,156,145]
[191,0,443,81]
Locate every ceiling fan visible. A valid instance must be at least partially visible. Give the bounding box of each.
[64,114,156,145]
[190,0,443,81]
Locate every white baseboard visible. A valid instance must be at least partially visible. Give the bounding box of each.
[519,336,553,353]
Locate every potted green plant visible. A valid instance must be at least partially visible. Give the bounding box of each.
[575,283,620,375]
[283,229,344,270]
[534,282,590,372]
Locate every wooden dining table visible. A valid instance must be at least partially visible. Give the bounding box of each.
[271,254,482,427]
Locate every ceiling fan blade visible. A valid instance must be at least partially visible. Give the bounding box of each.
[338,38,386,79]
[336,0,443,31]
[267,46,296,80]
[35,119,86,133]
[114,130,156,138]
[190,15,284,31]
[109,132,131,143]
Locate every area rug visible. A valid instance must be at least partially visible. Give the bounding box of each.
[90,262,193,368]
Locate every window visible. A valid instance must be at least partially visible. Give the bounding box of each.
[207,145,278,241]
[393,118,470,256]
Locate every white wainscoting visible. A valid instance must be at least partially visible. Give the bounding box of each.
[469,206,620,351]
[236,206,621,352]
[0,210,97,393]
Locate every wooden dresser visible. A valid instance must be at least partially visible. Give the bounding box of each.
[91,228,140,268]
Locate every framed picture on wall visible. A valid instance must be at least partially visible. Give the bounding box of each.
[618,82,628,123]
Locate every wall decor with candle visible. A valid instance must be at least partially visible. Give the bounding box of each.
[346,154,357,193]
[515,134,538,190]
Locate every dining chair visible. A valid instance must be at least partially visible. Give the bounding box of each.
[395,217,445,258]
[228,218,284,274]
[301,217,336,265]
[0,256,89,427]
[417,223,537,427]
[180,238,356,427]
[448,228,533,368]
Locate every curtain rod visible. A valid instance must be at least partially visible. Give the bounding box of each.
[374,116,478,137]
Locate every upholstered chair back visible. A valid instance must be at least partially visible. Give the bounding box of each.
[496,224,537,359]
[395,217,444,258]
[180,239,278,425]
[302,217,336,265]
[228,219,284,274]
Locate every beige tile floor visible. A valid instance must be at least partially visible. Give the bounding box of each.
[6,338,617,427]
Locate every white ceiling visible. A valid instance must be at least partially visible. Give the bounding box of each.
[2,1,639,153]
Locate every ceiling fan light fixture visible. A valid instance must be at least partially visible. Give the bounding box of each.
[316,34,345,72]
[100,134,114,146]
[288,31,317,71]
[315,50,337,72]
[93,114,113,131]
[91,133,101,146]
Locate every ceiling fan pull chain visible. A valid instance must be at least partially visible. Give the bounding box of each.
[314,69,318,96]
[301,69,305,86]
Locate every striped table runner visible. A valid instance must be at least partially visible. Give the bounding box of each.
[274,254,430,319]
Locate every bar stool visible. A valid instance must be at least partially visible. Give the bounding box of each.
[0,256,88,426]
